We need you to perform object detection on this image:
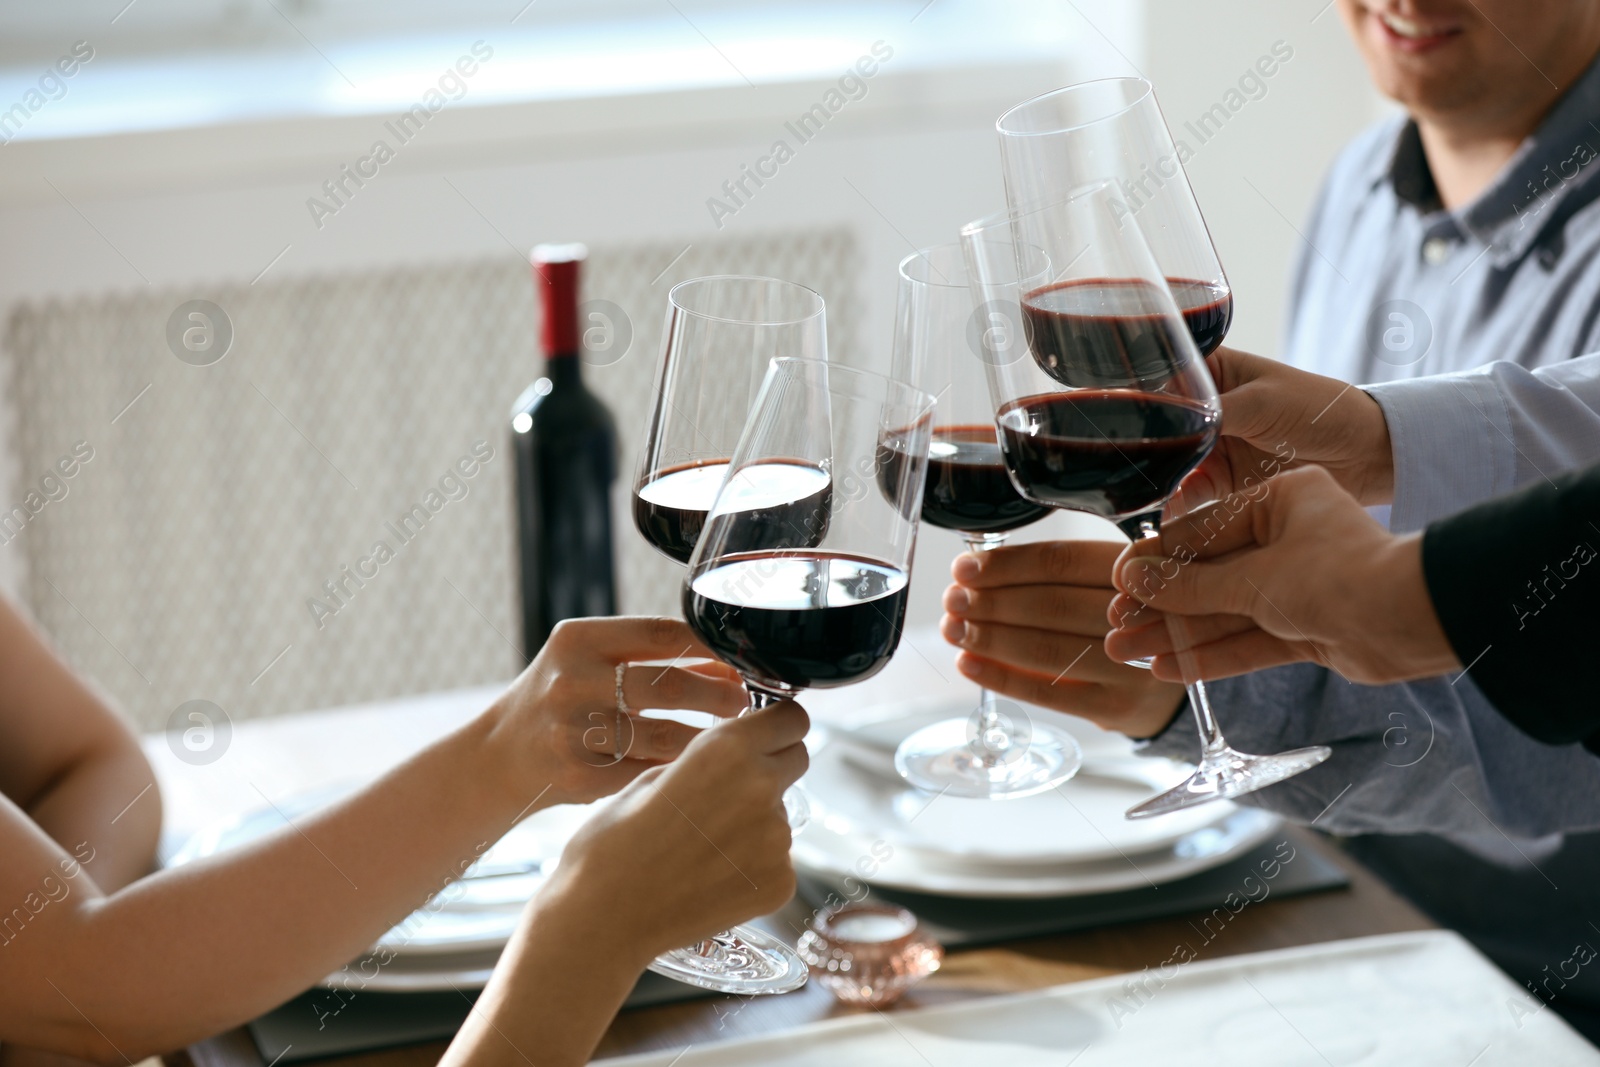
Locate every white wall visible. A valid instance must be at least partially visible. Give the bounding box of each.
[0,1,1384,639]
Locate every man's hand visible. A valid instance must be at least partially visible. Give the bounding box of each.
[1105,466,1458,685]
[1178,347,1395,514]
[943,540,1187,739]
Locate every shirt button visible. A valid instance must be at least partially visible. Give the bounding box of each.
[1422,237,1452,265]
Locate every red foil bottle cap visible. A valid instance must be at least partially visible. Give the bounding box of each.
[532,242,586,357]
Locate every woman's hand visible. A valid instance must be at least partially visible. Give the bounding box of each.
[443,701,810,1067]
[542,699,809,964]
[484,617,748,809]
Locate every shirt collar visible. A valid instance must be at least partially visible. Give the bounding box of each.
[1373,48,1600,265]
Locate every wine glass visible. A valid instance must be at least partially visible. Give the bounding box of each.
[961,186,1330,820]
[667,356,935,993]
[634,276,827,835]
[886,243,1084,799]
[633,278,829,996]
[996,78,1233,357]
[634,276,828,565]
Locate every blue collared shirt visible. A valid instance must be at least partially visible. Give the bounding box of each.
[1281,55,1600,530]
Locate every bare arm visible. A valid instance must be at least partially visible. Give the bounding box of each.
[0,596,160,894]
[0,617,745,1063]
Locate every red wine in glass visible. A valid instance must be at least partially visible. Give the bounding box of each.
[878,424,1051,535]
[635,458,833,564]
[1167,277,1232,357]
[684,551,909,692]
[1021,278,1233,387]
[996,390,1218,517]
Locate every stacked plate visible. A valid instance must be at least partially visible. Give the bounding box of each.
[793,704,1279,898]
[166,784,599,992]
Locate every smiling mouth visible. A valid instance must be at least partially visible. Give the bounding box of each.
[1371,8,1464,50]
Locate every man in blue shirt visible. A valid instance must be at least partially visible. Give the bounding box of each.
[944,0,1600,1038]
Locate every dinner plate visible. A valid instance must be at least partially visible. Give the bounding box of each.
[792,805,1280,898]
[167,782,599,955]
[807,737,1234,866]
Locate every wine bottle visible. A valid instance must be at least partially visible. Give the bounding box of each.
[510,243,618,663]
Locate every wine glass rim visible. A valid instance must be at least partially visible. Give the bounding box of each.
[958,180,1119,239]
[996,77,1154,138]
[769,357,937,415]
[898,244,967,289]
[667,275,826,327]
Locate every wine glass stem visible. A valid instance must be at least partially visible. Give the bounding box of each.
[964,534,1008,767]
[1184,675,1228,757]
[680,680,804,959]
[744,681,790,715]
[1118,513,1229,759]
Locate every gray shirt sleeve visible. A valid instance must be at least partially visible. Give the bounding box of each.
[1365,354,1600,532]
[1141,665,1600,839]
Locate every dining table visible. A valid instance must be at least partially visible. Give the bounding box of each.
[148,629,1435,1067]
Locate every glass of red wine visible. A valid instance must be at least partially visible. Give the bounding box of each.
[633,279,833,996]
[996,78,1233,358]
[634,277,827,834]
[673,356,934,993]
[884,243,1083,799]
[961,186,1330,819]
[634,276,829,566]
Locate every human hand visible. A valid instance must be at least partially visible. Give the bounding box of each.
[942,540,1186,739]
[1105,466,1457,685]
[485,617,747,809]
[540,700,809,965]
[1177,347,1394,514]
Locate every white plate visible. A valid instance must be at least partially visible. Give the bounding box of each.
[167,782,599,955]
[793,806,1280,898]
[808,737,1232,866]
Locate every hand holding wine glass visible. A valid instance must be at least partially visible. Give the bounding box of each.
[490,616,746,808]
[547,696,811,961]
[1103,464,1452,686]
[1175,346,1396,514]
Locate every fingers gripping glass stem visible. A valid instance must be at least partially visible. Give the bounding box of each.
[1119,514,1331,819]
[747,682,811,830]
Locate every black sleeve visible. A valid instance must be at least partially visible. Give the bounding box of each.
[1421,463,1600,753]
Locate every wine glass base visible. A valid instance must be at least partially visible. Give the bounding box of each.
[1124,744,1332,819]
[647,924,810,995]
[894,717,1084,800]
